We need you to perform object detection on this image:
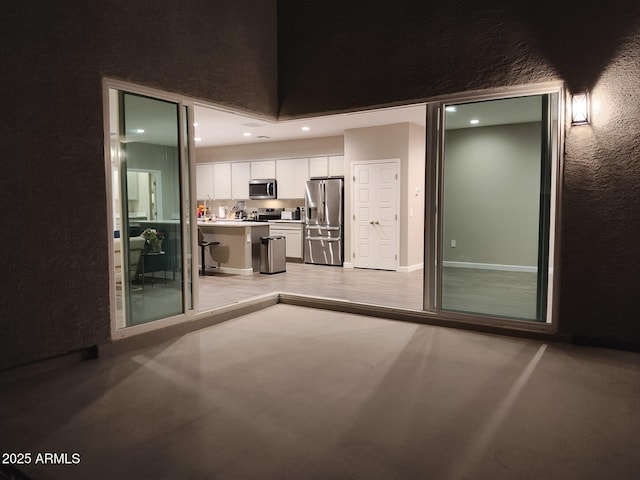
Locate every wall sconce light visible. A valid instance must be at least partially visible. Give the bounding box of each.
[571,91,590,125]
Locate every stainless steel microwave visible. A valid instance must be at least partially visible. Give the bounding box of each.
[249,179,277,199]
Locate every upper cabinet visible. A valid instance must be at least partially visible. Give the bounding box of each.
[231,162,251,199]
[196,164,214,200]
[276,158,309,199]
[293,158,310,198]
[309,156,328,178]
[197,156,342,202]
[328,155,345,177]
[212,163,232,199]
[251,160,276,180]
[308,156,345,178]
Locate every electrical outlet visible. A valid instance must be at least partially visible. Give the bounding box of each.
[450,239,456,248]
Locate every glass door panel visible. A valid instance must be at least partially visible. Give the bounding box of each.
[112,90,186,326]
[438,94,556,321]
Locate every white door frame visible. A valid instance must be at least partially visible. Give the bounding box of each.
[350,159,401,271]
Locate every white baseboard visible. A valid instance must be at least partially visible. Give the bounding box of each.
[343,262,354,269]
[217,266,254,276]
[397,263,423,273]
[443,261,537,273]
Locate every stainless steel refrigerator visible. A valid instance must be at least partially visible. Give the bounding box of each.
[304,177,344,265]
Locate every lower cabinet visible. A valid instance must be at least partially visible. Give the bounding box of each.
[269,223,303,259]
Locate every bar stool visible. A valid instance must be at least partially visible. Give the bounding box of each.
[198,228,220,276]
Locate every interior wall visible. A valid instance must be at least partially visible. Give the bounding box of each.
[408,124,426,268]
[278,1,640,347]
[443,122,541,267]
[1,1,278,370]
[344,123,425,268]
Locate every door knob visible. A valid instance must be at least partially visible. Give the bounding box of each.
[374,221,379,224]
[369,221,374,224]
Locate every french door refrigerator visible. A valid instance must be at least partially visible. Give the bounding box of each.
[304,177,344,266]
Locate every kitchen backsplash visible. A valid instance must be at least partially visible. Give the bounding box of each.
[198,198,302,211]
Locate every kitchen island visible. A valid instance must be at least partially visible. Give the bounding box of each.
[198,220,270,275]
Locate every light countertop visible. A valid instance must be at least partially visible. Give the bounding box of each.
[197,220,269,227]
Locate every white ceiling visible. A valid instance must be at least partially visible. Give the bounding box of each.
[193,103,427,148]
[193,95,543,148]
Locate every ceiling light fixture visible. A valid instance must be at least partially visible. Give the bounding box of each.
[301,126,310,132]
[128,128,145,134]
[470,119,479,125]
[194,137,202,142]
[193,122,198,127]
[243,132,252,137]
[445,106,457,112]
[571,91,590,125]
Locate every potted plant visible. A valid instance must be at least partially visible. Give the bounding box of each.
[141,228,164,253]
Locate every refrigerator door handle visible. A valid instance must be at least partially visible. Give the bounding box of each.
[320,181,325,224]
[305,236,341,241]
[307,226,340,231]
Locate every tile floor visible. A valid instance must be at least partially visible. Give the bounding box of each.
[199,263,540,320]
[1,304,638,479]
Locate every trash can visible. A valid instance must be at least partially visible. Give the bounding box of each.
[260,236,286,274]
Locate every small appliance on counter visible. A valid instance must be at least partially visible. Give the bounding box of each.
[255,208,284,222]
[280,207,302,220]
[234,201,247,219]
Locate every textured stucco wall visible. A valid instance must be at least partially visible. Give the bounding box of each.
[0,1,277,369]
[279,0,640,346]
[560,34,640,344]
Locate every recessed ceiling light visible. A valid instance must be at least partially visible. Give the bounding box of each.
[194,137,202,142]
[470,119,479,125]
[243,132,252,137]
[193,122,198,127]
[445,106,457,112]
[301,126,310,132]
[128,128,145,134]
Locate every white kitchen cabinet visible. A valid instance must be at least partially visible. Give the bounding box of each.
[276,159,294,199]
[251,160,276,180]
[269,222,304,259]
[309,156,344,178]
[196,163,214,200]
[276,158,309,199]
[309,156,328,178]
[212,163,232,199]
[293,158,310,197]
[231,162,251,199]
[328,155,345,177]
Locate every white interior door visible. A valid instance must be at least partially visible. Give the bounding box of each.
[353,161,398,270]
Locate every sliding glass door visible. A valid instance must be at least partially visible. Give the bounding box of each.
[108,86,193,328]
[431,91,560,322]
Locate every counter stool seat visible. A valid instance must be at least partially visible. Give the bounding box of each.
[198,228,220,276]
